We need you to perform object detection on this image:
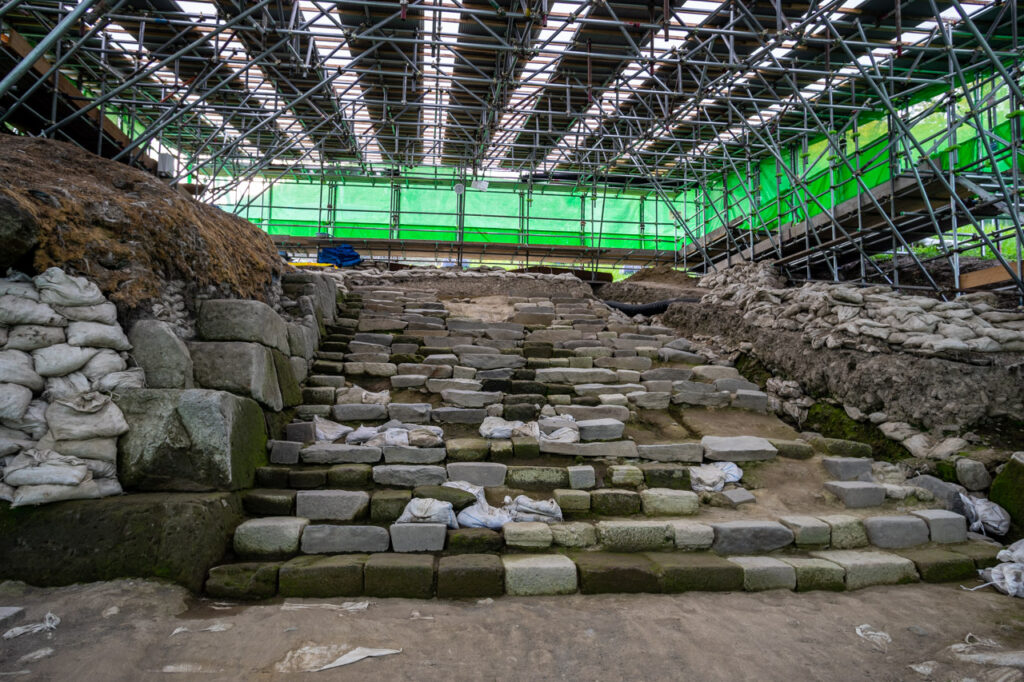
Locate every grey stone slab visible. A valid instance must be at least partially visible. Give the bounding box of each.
[637,443,703,463]
[731,390,769,412]
[387,403,432,423]
[823,481,886,508]
[779,515,831,547]
[701,435,777,462]
[390,523,447,552]
[597,520,674,551]
[714,488,756,507]
[539,440,639,458]
[197,299,289,354]
[129,319,194,389]
[301,525,390,553]
[728,556,797,591]
[373,465,447,487]
[711,520,794,555]
[910,510,968,544]
[640,367,693,382]
[714,378,759,392]
[441,389,503,407]
[301,443,381,464]
[576,418,625,441]
[234,517,308,558]
[503,555,577,595]
[190,341,283,411]
[269,440,301,465]
[554,405,630,421]
[809,550,918,590]
[461,354,526,370]
[863,515,930,548]
[822,457,873,481]
[383,445,447,464]
[295,490,369,521]
[431,407,487,424]
[425,378,482,393]
[331,403,388,421]
[567,465,596,490]
[446,462,507,487]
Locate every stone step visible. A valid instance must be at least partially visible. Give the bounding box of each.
[204,540,999,600]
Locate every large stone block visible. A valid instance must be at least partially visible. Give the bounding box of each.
[205,562,279,600]
[823,481,886,508]
[894,548,976,583]
[301,524,390,553]
[446,462,507,487]
[821,457,872,481]
[390,523,447,552]
[190,341,283,411]
[597,520,673,551]
[910,509,967,544]
[590,489,641,515]
[576,418,625,441]
[234,517,308,558]
[711,521,794,555]
[779,515,831,547]
[301,443,381,464]
[809,550,918,590]
[701,436,777,462]
[295,490,369,521]
[728,556,796,591]
[637,443,703,463]
[990,452,1024,531]
[646,553,743,592]
[574,553,660,594]
[128,320,193,388]
[502,554,577,596]
[437,555,504,598]
[818,515,868,549]
[640,488,699,516]
[373,465,447,487]
[116,388,267,492]
[383,445,446,464]
[779,557,845,592]
[0,492,243,592]
[554,404,630,421]
[278,555,366,597]
[862,515,930,549]
[364,554,434,598]
[331,403,388,421]
[197,299,289,355]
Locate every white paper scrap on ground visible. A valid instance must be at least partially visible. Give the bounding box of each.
[316,647,401,671]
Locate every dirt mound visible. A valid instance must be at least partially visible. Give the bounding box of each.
[0,135,285,309]
[599,264,707,303]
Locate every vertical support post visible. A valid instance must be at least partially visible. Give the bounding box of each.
[456,178,466,269]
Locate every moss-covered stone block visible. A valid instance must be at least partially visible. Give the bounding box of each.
[989,452,1024,533]
[503,403,539,422]
[804,403,910,462]
[413,485,477,510]
[947,542,1003,569]
[446,438,490,462]
[767,439,814,460]
[934,459,958,483]
[446,528,503,554]
[895,548,976,583]
[255,466,290,488]
[272,349,303,408]
[645,552,744,592]
[821,438,872,458]
[489,440,514,462]
[437,554,504,598]
[289,468,326,489]
[780,557,845,592]
[327,464,372,488]
[0,492,244,592]
[364,554,435,598]
[242,489,296,516]
[573,553,660,594]
[511,437,540,458]
[205,562,280,600]
[639,463,692,490]
[590,489,641,516]
[278,555,366,597]
[371,489,411,523]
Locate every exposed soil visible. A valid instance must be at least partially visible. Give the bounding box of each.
[0,135,285,309]
[444,296,517,322]
[598,264,709,304]
[1,579,1022,680]
[840,254,1022,307]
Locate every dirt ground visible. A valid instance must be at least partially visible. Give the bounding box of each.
[1,579,1022,680]
[598,264,709,304]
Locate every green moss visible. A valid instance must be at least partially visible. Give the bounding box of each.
[989,453,1024,534]
[804,403,910,462]
[934,460,958,483]
[733,353,773,388]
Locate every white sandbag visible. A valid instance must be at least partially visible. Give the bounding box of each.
[3,450,89,486]
[52,437,117,463]
[32,344,100,377]
[0,280,39,301]
[362,390,390,406]
[997,540,1024,565]
[92,368,145,393]
[33,268,105,307]
[46,393,129,440]
[0,349,45,391]
[690,464,726,493]
[0,425,29,440]
[979,563,1024,598]
[0,438,32,457]
[2,399,48,439]
[457,500,513,530]
[503,495,563,523]
[66,321,131,351]
[4,325,65,351]
[345,425,379,444]
[335,386,367,404]
[407,427,443,448]
[714,461,743,484]
[538,415,577,434]
[54,302,117,325]
[961,493,1011,536]
[0,481,13,502]
[96,477,122,497]
[479,416,523,439]
[0,327,6,346]
[0,295,65,326]
[80,350,127,382]
[313,415,352,442]
[0,383,32,420]
[44,372,90,401]
[395,498,459,528]
[11,479,102,507]
[381,428,409,446]
[512,421,541,439]
[538,426,579,445]
[443,480,485,503]
[82,458,117,479]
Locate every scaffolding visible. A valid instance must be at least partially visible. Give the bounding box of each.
[0,0,1021,294]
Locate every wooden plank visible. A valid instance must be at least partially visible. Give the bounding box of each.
[960,262,1022,289]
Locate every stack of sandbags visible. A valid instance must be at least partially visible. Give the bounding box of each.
[0,268,140,506]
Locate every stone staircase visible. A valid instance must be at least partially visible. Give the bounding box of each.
[204,288,999,600]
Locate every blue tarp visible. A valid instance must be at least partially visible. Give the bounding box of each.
[318,244,362,267]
